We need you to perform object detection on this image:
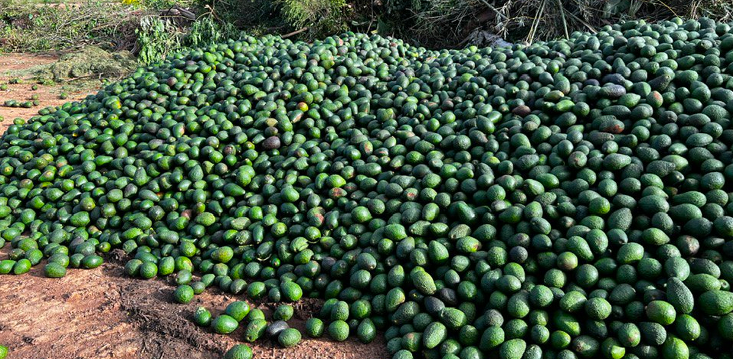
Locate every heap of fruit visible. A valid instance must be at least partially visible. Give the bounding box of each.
[1,16,733,359]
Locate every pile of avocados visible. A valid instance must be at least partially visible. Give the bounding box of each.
[1,15,733,359]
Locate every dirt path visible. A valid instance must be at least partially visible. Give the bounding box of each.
[0,53,390,359]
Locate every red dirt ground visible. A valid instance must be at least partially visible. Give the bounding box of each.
[0,53,389,359]
[0,54,99,128]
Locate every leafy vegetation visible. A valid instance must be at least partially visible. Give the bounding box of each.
[136,16,183,65]
[278,0,350,38]
[0,0,240,67]
[0,0,141,52]
[184,17,239,48]
[1,0,732,62]
[199,0,733,46]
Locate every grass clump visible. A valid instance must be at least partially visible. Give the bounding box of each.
[33,46,137,82]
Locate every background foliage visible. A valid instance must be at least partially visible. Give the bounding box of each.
[190,0,733,47]
[1,0,731,63]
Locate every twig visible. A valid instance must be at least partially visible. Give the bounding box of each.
[565,9,597,33]
[556,0,569,39]
[526,0,547,44]
[476,0,508,20]
[653,0,679,17]
[282,27,309,39]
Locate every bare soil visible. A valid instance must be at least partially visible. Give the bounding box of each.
[0,53,99,129]
[0,249,388,359]
[0,53,390,359]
